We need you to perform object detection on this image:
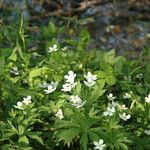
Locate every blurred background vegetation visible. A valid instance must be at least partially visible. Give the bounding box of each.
[0,0,150,57]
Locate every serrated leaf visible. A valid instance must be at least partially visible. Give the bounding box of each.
[96,71,107,78]
[103,49,115,64]
[119,143,129,150]
[80,131,88,150]
[73,81,82,95]
[105,75,116,86]
[27,132,44,145]
[87,85,106,105]
[0,56,5,75]
[18,135,29,145]
[88,131,99,141]
[58,128,80,146]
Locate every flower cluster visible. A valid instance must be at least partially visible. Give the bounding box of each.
[69,95,86,108]
[94,139,106,150]
[103,93,117,116]
[14,96,32,110]
[61,70,77,92]
[84,71,97,87]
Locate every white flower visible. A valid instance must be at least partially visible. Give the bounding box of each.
[84,72,97,82]
[119,113,131,121]
[94,139,106,150]
[83,72,97,87]
[13,101,24,110]
[107,93,115,101]
[108,101,118,108]
[144,130,150,135]
[48,44,58,53]
[61,83,72,92]
[136,73,143,79]
[39,82,50,88]
[61,46,68,51]
[64,70,76,84]
[22,96,32,105]
[119,104,128,110]
[145,94,150,103]
[10,67,19,75]
[55,109,64,119]
[103,106,115,116]
[44,85,56,94]
[123,93,131,99]
[84,80,96,87]
[124,75,131,81]
[69,95,86,108]
[51,81,59,88]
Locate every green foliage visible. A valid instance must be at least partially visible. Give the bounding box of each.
[0,19,150,150]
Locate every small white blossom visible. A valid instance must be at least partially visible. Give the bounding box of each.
[119,104,128,110]
[84,72,97,82]
[124,75,131,81]
[123,93,131,99]
[107,93,115,101]
[39,81,58,89]
[55,109,64,119]
[84,80,96,87]
[13,101,24,110]
[48,44,58,53]
[84,72,97,87]
[103,106,115,116]
[69,95,86,108]
[145,94,150,103]
[61,83,72,92]
[44,85,56,94]
[144,130,150,135]
[119,113,131,121]
[64,70,76,84]
[136,73,143,79]
[10,67,19,75]
[39,82,50,88]
[22,96,32,105]
[61,46,68,51]
[94,139,106,150]
[51,81,59,88]
[108,101,118,108]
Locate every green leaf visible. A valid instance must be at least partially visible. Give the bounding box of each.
[28,67,50,86]
[18,125,25,135]
[119,143,129,150]
[80,131,88,150]
[103,49,115,64]
[58,128,80,146]
[88,131,99,141]
[27,132,44,145]
[73,81,82,95]
[18,135,29,145]
[105,75,116,86]
[96,71,107,78]
[87,85,106,105]
[0,56,5,75]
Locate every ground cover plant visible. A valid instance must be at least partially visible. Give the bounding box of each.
[0,18,150,150]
